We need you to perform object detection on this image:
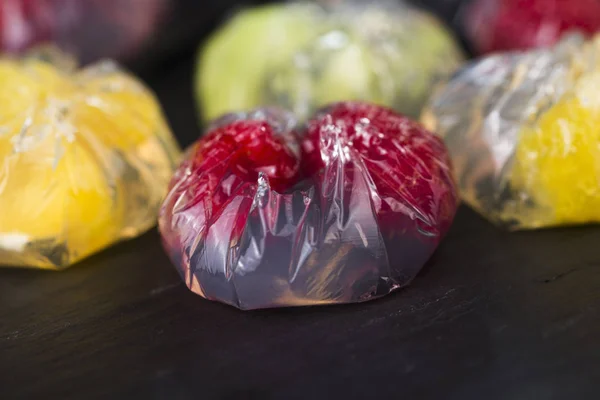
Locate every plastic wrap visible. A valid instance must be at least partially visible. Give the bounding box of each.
[0,0,168,63]
[422,33,600,230]
[159,102,458,310]
[0,48,181,270]
[464,0,600,55]
[196,0,463,123]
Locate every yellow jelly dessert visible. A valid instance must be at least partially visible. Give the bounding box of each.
[0,48,181,269]
[422,33,600,230]
[510,74,600,228]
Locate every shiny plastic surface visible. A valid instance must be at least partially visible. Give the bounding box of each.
[197,1,463,123]
[0,48,181,269]
[422,34,600,230]
[159,102,458,310]
[465,0,600,54]
[0,0,168,63]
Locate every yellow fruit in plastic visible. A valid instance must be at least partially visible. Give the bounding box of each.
[0,48,181,269]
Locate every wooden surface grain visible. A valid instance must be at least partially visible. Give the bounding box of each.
[1,1,600,399]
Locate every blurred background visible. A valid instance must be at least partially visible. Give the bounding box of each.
[137,0,469,145]
[157,0,468,143]
[7,0,598,147]
[126,0,469,79]
[0,0,471,146]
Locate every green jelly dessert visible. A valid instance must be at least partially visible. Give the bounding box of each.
[197,1,464,122]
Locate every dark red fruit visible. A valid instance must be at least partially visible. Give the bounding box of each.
[303,102,457,237]
[0,0,166,62]
[466,0,600,54]
[159,103,458,310]
[161,113,300,250]
[0,0,54,52]
[192,119,300,194]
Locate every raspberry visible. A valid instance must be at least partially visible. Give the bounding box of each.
[466,0,600,54]
[159,103,458,309]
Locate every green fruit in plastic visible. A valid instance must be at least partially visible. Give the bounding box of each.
[197,2,464,122]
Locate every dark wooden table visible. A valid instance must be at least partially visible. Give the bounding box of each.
[1,1,599,399]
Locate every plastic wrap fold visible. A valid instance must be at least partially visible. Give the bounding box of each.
[159,102,458,310]
[423,34,600,229]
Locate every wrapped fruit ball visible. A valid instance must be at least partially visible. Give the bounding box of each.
[422,33,600,230]
[465,0,600,55]
[159,102,458,310]
[0,0,168,63]
[197,1,463,123]
[0,48,181,269]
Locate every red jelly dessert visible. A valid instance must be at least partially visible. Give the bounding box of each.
[0,0,167,63]
[465,0,600,54]
[159,103,458,310]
